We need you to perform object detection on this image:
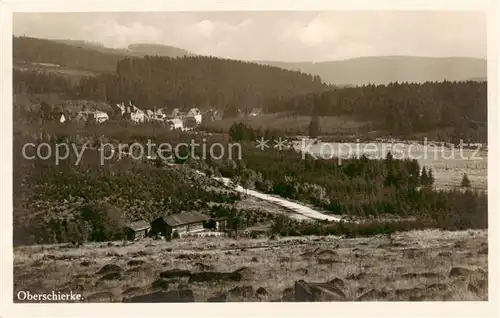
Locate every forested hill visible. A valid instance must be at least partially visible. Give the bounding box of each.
[269,81,487,142]
[258,56,487,86]
[53,39,194,58]
[79,56,327,110]
[14,36,123,73]
[14,55,328,111]
[13,37,194,74]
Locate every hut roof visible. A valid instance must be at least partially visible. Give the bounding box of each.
[162,212,211,227]
[126,220,151,231]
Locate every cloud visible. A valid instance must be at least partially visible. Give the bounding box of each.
[13,11,486,62]
[197,20,215,37]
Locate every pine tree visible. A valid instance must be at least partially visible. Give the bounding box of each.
[461,173,471,188]
[427,169,435,186]
[420,167,428,185]
[308,115,320,138]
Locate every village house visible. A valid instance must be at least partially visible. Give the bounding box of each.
[75,110,109,123]
[150,212,211,237]
[186,108,203,124]
[249,108,263,117]
[124,220,151,241]
[167,118,184,130]
[208,216,228,232]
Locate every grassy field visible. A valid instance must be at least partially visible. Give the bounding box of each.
[13,229,488,302]
[203,113,369,136]
[302,141,488,192]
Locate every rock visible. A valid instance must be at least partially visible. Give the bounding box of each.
[316,249,337,257]
[121,287,144,298]
[437,251,453,257]
[151,278,170,290]
[160,269,192,279]
[467,283,480,294]
[126,266,145,273]
[401,272,439,279]
[86,291,115,302]
[207,293,227,302]
[127,260,145,266]
[294,280,346,302]
[193,262,213,271]
[317,258,339,265]
[347,272,378,281]
[453,241,466,249]
[256,287,268,296]
[474,279,488,291]
[327,277,345,290]
[426,283,449,293]
[129,251,148,257]
[176,254,192,260]
[80,260,91,267]
[295,268,308,275]
[355,287,367,295]
[189,269,244,283]
[237,266,253,276]
[448,267,476,278]
[478,247,488,255]
[96,264,123,275]
[395,287,426,301]
[251,257,259,263]
[124,289,195,302]
[281,287,295,301]
[99,272,122,281]
[228,286,254,298]
[356,289,388,301]
[300,251,315,258]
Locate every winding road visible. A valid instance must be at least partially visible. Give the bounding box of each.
[192,169,341,222]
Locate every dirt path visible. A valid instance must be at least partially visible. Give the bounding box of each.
[192,169,341,222]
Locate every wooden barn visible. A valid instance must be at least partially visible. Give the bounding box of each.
[150,212,211,237]
[124,220,151,241]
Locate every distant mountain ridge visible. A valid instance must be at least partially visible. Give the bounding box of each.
[256,56,487,86]
[53,39,194,57]
[14,37,486,86]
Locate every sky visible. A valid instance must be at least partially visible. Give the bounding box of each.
[13,11,486,62]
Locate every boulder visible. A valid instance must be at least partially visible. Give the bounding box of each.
[96,264,123,275]
[123,289,195,302]
[99,272,122,281]
[256,287,268,296]
[151,278,170,290]
[448,267,476,278]
[401,272,439,279]
[160,269,192,279]
[127,260,146,266]
[294,280,346,302]
[228,286,254,298]
[356,289,388,301]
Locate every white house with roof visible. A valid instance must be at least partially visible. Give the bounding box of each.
[77,110,109,123]
[167,118,184,130]
[186,108,202,124]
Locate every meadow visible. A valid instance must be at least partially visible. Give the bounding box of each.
[13,229,488,302]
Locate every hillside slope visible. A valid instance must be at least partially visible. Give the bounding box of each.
[13,230,488,302]
[14,37,194,74]
[258,56,487,86]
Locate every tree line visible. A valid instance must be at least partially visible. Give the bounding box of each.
[268,81,487,142]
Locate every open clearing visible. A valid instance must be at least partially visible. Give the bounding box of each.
[299,141,487,191]
[13,229,488,302]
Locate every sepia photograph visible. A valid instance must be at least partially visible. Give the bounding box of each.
[1,0,496,316]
